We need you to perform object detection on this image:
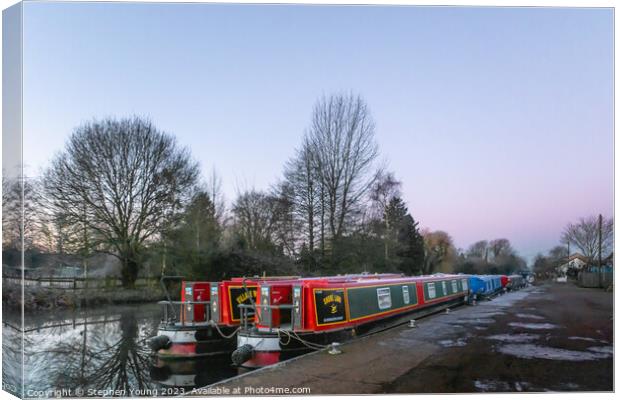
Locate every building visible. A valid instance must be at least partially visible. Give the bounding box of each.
[557,253,589,276]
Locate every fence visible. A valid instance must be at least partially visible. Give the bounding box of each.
[577,271,613,288]
[2,275,160,290]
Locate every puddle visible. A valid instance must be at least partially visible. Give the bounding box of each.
[497,344,613,361]
[486,333,540,343]
[515,313,545,320]
[508,322,558,330]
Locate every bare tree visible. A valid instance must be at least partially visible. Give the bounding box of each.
[561,215,614,261]
[548,245,569,262]
[489,238,513,260]
[42,117,199,287]
[204,166,228,226]
[270,182,300,257]
[370,170,401,260]
[466,240,489,261]
[283,138,320,253]
[232,189,280,252]
[306,93,379,243]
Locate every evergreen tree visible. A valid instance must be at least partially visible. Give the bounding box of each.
[383,197,425,274]
[165,190,222,279]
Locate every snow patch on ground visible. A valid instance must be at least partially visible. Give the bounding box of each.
[588,346,613,355]
[515,313,545,320]
[508,322,559,330]
[473,379,511,392]
[486,333,540,343]
[561,382,580,390]
[567,336,610,344]
[567,336,598,342]
[497,344,613,361]
[438,338,467,347]
[456,318,495,325]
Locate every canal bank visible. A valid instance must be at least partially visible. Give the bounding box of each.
[190,283,613,394]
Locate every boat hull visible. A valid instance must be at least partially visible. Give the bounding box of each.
[155,324,236,359]
[235,294,467,367]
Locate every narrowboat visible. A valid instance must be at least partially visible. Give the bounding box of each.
[468,275,503,299]
[506,274,526,290]
[150,276,297,358]
[232,274,471,367]
[500,275,509,289]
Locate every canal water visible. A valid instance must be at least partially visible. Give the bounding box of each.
[2,303,245,396]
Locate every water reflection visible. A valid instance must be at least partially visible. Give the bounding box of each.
[3,304,238,396]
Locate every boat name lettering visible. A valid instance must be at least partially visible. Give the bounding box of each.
[236,290,257,304]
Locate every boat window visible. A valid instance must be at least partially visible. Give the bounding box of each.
[441,281,447,295]
[402,286,410,304]
[427,282,436,299]
[377,287,392,310]
[451,280,458,293]
[462,279,468,290]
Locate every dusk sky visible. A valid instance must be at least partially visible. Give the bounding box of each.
[20,3,613,262]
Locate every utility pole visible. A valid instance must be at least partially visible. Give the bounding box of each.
[566,241,570,280]
[598,214,603,288]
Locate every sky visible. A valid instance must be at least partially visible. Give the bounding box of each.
[17,2,613,262]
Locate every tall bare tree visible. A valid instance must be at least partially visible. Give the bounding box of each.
[370,171,401,260]
[283,138,320,253]
[232,189,280,252]
[306,93,379,244]
[561,215,614,261]
[205,167,227,226]
[489,238,513,260]
[466,240,489,261]
[42,117,199,287]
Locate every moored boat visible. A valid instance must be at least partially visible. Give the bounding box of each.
[506,274,526,290]
[150,276,298,358]
[468,275,504,300]
[232,273,471,367]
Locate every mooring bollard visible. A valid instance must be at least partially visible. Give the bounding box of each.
[409,319,417,328]
[328,342,342,355]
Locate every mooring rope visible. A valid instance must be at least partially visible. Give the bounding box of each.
[275,328,327,350]
[276,328,292,346]
[210,321,241,339]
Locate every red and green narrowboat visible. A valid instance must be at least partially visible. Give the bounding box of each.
[233,273,471,367]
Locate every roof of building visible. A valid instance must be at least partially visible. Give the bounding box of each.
[567,253,588,263]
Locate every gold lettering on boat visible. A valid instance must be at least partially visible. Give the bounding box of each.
[323,294,342,305]
[235,289,257,304]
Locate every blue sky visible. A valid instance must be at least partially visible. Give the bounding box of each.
[20,3,613,261]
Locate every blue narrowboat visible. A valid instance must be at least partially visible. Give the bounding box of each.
[468,275,503,299]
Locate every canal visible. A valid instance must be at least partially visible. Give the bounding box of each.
[2,303,245,396]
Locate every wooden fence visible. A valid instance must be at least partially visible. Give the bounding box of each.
[2,275,160,290]
[577,271,613,288]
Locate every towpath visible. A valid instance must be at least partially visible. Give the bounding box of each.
[188,283,612,394]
